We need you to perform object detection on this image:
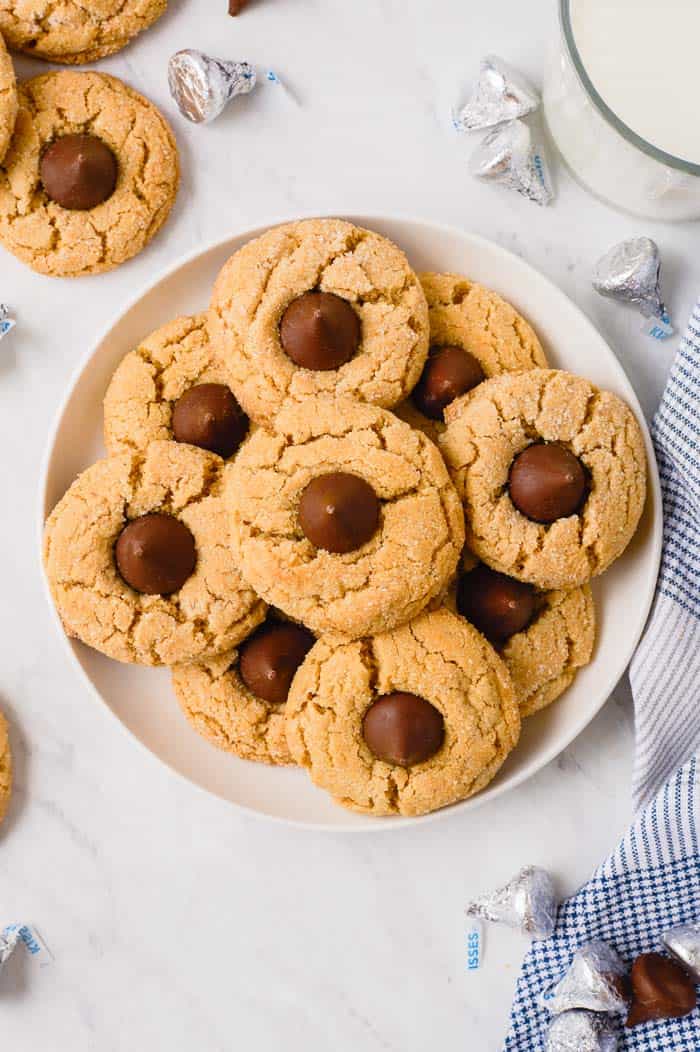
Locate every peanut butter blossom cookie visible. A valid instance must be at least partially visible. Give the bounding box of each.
[285,608,520,817]
[104,313,248,458]
[209,218,430,425]
[456,563,595,717]
[0,71,179,277]
[0,709,11,826]
[227,396,465,638]
[0,32,17,166]
[440,369,647,589]
[0,0,166,64]
[172,617,315,766]
[43,441,266,666]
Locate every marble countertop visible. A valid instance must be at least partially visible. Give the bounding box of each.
[1,0,698,1047]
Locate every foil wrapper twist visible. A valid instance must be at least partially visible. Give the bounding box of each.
[662,922,700,983]
[0,303,16,341]
[593,237,673,337]
[453,55,540,132]
[0,926,21,970]
[541,940,629,1015]
[465,865,558,939]
[168,50,256,124]
[470,120,553,206]
[545,1009,618,1052]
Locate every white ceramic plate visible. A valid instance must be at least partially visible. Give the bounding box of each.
[39,214,662,831]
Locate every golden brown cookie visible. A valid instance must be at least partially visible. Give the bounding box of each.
[43,441,266,667]
[440,369,647,589]
[209,218,430,425]
[286,608,520,817]
[396,272,548,440]
[227,397,464,639]
[0,32,17,166]
[0,71,179,277]
[0,0,166,64]
[0,709,11,826]
[103,313,249,458]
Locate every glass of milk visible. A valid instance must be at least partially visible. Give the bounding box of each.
[544,0,700,221]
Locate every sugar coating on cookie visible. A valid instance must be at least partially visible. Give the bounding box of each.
[286,608,520,817]
[0,32,17,167]
[0,0,166,64]
[0,709,11,826]
[227,397,465,639]
[440,369,647,589]
[209,218,430,424]
[172,646,295,767]
[0,72,179,278]
[104,313,244,456]
[502,584,595,717]
[43,441,266,666]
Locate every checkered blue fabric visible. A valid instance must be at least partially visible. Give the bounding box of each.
[504,302,700,1050]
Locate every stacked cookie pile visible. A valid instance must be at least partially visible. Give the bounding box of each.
[43,219,647,817]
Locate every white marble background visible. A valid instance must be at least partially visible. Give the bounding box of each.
[1,0,698,1047]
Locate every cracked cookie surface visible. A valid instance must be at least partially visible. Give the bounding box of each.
[396,271,548,441]
[0,71,179,277]
[210,218,430,425]
[440,369,647,589]
[104,313,238,456]
[0,32,17,166]
[172,646,295,767]
[286,607,520,817]
[0,0,166,64]
[227,397,465,639]
[43,441,266,666]
[0,709,11,826]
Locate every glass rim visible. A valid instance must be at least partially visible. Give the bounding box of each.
[560,0,700,177]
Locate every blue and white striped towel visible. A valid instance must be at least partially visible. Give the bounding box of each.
[504,302,700,1051]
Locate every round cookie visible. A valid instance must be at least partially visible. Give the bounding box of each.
[209,218,430,425]
[0,709,11,826]
[0,32,17,166]
[227,396,465,639]
[0,71,179,278]
[104,313,249,458]
[43,441,266,667]
[172,617,314,766]
[396,272,547,440]
[440,369,647,589]
[0,0,166,65]
[285,607,520,817]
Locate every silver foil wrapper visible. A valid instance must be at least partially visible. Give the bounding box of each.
[453,55,539,132]
[662,922,700,982]
[545,1009,618,1052]
[470,120,553,206]
[541,940,629,1015]
[168,50,256,124]
[593,237,672,333]
[0,303,16,341]
[0,927,21,972]
[465,865,558,939]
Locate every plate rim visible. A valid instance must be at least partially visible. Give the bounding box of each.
[37,210,663,832]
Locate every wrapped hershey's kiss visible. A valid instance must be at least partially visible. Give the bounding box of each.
[541,940,629,1015]
[465,865,558,939]
[593,237,673,339]
[0,303,15,342]
[168,50,256,124]
[453,55,540,132]
[545,1009,618,1052]
[662,922,700,982]
[470,120,553,206]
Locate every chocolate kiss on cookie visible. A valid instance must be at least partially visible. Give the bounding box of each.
[172,383,248,458]
[626,952,697,1027]
[509,442,587,523]
[299,472,380,553]
[457,564,536,645]
[115,513,196,595]
[40,133,118,210]
[362,692,445,766]
[412,346,485,420]
[239,622,315,705]
[279,291,361,371]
